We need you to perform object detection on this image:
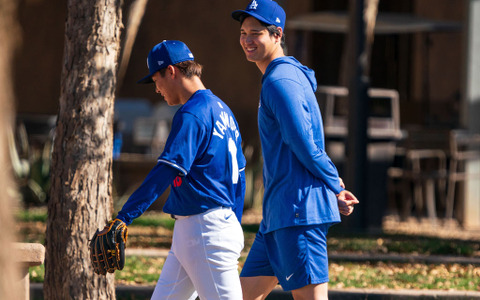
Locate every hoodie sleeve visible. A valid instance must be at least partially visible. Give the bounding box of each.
[263,78,343,195]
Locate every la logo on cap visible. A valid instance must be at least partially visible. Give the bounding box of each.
[249,0,258,10]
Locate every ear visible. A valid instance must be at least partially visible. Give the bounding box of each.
[276,27,283,43]
[166,65,176,78]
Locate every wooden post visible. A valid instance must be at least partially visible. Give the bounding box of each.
[14,243,45,300]
[462,0,480,229]
[346,0,370,229]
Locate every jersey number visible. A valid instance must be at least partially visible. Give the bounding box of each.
[228,138,239,184]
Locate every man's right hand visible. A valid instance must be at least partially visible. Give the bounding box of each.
[336,190,359,216]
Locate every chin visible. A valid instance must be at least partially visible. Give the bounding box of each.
[245,55,257,63]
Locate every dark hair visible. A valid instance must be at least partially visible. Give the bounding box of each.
[159,60,203,78]
[239,14,287,54]
[265,24,287,54]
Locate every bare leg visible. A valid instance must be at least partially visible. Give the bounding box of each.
[240,276,278,300]
[291,283,328,300]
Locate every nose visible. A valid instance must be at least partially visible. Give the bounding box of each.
[155,86,161,94]
[240,34,251,45]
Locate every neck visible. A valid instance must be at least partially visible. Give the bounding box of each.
[179,76,206,104]
[257,47,285,74]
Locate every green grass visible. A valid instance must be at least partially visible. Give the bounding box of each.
[16,208,176,230]
[16,208,480,257]
[15,208,48,223]
[18,207,480,290]
[129,212,175,230]
[28,257,480,291]
[115,256,165,285]
[29,264,45,283]
[329,262,480,291]
[28,256,165,286]
[327,235,480,257]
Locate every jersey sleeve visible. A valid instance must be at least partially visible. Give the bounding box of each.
[116,163,179,225]
[265,79,343,195]
[158,111,207,175]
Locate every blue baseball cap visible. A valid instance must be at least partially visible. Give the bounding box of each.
[232,0,286,30]
[137,40,194,84]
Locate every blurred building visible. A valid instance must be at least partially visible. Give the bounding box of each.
[11,0,479,227]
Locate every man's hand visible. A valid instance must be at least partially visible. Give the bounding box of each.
[337,190,359,216]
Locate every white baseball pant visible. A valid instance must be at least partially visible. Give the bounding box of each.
[151,207,244,300]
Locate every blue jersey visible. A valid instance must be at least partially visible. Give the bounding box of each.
[160,89,246,216]
[117,89,246,224]
[258,56,343,234]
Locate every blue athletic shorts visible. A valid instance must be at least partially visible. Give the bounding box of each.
[240,224,331,291]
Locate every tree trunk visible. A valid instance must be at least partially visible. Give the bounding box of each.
[0,0,21,298]
[45,0,123,299]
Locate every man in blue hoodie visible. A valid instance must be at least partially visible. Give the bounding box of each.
[232,1,359,299]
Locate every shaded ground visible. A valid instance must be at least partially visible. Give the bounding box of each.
[383,215,480,241]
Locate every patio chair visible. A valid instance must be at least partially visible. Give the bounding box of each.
[387,127,448,220]
[445,129,480,219]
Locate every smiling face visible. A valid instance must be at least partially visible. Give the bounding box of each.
[240,16,283,73]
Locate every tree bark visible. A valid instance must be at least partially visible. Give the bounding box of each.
[0,0,21,297]
[45,0,123,299]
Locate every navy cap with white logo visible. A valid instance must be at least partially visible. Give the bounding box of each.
[232,0,286,30]
[137,40,194,84]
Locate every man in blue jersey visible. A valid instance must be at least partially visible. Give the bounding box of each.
[231,1,359,299]
[115,40,246,300]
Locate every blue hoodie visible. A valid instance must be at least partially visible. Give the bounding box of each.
[258,56,343,233]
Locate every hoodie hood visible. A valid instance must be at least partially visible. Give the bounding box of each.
[262,56,317,92]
